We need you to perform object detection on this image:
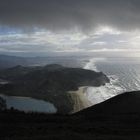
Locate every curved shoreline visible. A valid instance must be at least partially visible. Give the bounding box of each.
[68,86,92,113]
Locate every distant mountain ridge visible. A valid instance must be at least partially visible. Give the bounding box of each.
[0,54,85,69]
[0,55,28,69]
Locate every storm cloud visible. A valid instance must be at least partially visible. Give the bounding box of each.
[0,0,140,32]
[1,0,140,55]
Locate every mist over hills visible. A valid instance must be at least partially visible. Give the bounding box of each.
[0,54,85,70]
[0,55,28,69]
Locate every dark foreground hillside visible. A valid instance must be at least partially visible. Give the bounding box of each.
[0,91,140,140]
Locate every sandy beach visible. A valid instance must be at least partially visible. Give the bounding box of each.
[68,87,92,113]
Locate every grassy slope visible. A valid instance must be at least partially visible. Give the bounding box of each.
[0,91,140,140]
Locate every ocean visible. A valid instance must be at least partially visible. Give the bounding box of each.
[83,57,140,105]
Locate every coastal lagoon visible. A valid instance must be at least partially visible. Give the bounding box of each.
[0,94,57,113]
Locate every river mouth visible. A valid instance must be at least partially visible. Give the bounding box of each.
[0,94,57,113]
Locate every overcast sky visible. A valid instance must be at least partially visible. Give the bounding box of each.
[1,0,140,56]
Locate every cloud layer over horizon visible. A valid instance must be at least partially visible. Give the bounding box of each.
[0,0,140,56]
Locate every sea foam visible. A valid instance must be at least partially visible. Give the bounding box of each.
[83,58,125,105]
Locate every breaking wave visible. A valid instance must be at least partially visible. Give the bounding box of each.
[83,58,125,105]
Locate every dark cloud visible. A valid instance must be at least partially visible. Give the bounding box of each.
[0,0,140,32]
